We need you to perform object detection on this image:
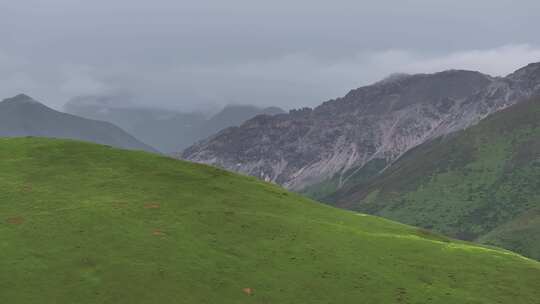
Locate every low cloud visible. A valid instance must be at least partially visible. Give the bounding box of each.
[1,44,540,111]
[58,65,109,98]
[388,44,540,76]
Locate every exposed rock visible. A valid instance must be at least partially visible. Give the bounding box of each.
[181,63,540,191]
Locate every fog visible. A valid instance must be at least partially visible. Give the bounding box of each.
[1,0,540,110]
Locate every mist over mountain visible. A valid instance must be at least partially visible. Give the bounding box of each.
[0,94,156,152]
[65,96,284,153]
[3,1,540,111]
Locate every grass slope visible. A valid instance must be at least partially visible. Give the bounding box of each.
[1,138,539,303]
[301,158,388,201]
[330,98,540,260]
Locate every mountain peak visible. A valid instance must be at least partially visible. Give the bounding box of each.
[2,94,43,106]
[0,94,157,152]
[517,61,540,71]
[506,62,540,80]
[183,62,540,191]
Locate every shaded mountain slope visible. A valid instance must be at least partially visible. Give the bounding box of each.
[329,97,540,260]
[1,137,539,303]
[0,94,156,152]
[129,105,283,153]
[65,96,284,153]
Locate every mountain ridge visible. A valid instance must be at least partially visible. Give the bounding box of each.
[65,97,285,153]
[327,97,540,259]
[182,63,540,191]
[0,94,157,153]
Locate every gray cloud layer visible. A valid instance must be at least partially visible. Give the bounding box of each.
[2,0,540,110]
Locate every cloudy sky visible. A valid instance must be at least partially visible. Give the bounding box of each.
[2,0,540,110]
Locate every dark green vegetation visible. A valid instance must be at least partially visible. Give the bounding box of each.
[1,138,539,303]
[330,98,540,260]
[302,158,387,201]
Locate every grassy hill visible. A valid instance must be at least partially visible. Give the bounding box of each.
[329,98,540,260]
[1,137,539,303]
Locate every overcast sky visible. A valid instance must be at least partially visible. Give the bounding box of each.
[2,0,540,111]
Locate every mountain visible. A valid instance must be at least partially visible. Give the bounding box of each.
[0,94,156,152]
[328,97,540,260]
[65,97,284,153]
[202,104,285,136]
[63,95,173,131]
[128,112,207,153]
[182,63,540,193]
[129,105,283,153]
[1,137,539,303]
[64,95,206,152]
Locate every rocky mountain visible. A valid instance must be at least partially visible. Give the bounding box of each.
[201,104,285,138]
[0,94,156,152]
[65,97,284,153]
[182,63,540,191]
[130,105,284,153]
[327,97,540,260]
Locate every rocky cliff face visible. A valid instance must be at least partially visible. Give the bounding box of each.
[431,63,540,137]
[181,63,540,191]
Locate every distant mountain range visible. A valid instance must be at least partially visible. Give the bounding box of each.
[182,63,540,192]
[327,97,540,260]
[0,94,156,152]
[65,96,284,153]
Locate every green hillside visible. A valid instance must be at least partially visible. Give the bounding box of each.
[1,138,539,303]
[330,98,540,260]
